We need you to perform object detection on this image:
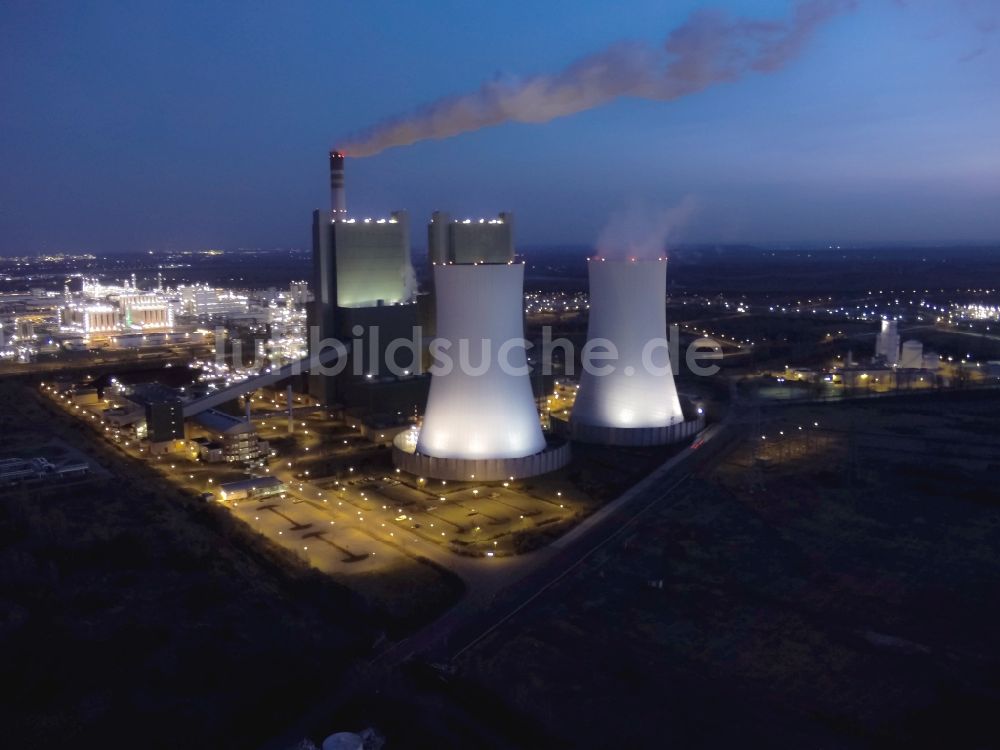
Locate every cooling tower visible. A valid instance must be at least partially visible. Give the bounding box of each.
[393,262,569,480]
[418,263,544,459]
[569,258,696,447]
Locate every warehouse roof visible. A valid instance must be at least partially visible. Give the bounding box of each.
[192,409,254,435]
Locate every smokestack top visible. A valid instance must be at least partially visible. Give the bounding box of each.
[329,150,346,216]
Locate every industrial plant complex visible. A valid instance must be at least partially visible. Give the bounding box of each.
[306,153,707,482]
[7,1,1000,746]
[5,150,1000,750]
[8,151,999,526]
[0,150,739,591]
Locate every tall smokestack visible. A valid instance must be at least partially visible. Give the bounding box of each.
[329,150,346,217]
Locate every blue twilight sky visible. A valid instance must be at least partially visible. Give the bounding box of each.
[0,0,997,254]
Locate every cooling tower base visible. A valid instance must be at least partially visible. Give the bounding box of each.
[560,415,706,447]
[393,431,570,482]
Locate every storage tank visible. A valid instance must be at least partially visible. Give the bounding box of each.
[417,262,545,460]
[571,258,683,433]
[899,339,923,369]
[876,319,900,365]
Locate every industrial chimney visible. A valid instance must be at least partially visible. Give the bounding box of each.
[329,150,346,216]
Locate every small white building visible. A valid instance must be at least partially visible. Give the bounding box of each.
[899,339,924,369]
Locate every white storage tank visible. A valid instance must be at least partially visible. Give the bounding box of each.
[876,319,901,365]
[899,339,923,369]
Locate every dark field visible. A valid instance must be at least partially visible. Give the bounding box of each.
[446,395,1000,748]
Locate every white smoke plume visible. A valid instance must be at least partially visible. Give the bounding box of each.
[400,261,418,302]
[339,0,856,157]
[595,196,700,261]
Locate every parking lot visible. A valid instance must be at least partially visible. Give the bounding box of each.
[44,382,594,563]
[314,472,577,556]
[229,495,409,575]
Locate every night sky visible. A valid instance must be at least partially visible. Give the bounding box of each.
[1,0,997,254]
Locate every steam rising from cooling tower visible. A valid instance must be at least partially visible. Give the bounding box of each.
[339,0,856,156]
[596,196,699,261]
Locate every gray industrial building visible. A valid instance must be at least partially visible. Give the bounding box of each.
[428,211,514,264]
[190,409,269,465]
[308,151,428,414]
[420,211,517,354]
[317,213,411,308]
[125,382,185,444]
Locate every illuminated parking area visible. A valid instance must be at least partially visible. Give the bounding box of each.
[42,381,587,563]
[315,471,579,557]
[229,496,405,574]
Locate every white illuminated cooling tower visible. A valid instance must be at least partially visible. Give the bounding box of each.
[417,263,546,460]
[572,259,683,429]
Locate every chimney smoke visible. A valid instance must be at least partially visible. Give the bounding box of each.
[339,0,857,157]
